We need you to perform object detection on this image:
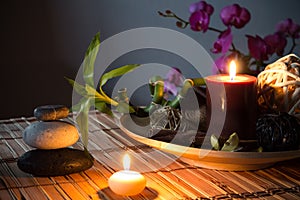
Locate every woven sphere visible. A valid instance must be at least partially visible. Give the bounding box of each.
[257,54,300,119]
[256,113,300,151]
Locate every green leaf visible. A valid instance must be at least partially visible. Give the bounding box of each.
[94,100,113,116]
[65,77,87,97]
[210,134,220,150]
[76,98,93,149]
[221,132,239,151]
[83,32,100,87]
[99,64,140,87]
[70,97,88,112]
[85,84,98,97]
[85,84,111,104]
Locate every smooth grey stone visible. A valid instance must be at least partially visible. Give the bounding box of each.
[23,121,79,149]
[17,148,94,176]
[34,105,69,121]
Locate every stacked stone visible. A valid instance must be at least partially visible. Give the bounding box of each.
[17,105,93,176]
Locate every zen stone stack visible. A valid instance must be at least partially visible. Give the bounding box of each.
[23,105,78,149]
[17,105,94,176]
[33,105,70,121]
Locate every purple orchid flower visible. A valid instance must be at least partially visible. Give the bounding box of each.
[164,82,178,96]
[211,28,233,54]
[189,1,214,32]
[246,35,269,61]
[164,67,183,96]
[189,11,210,32]
[220,4,251,29]
[214,55,227,74]
[189,1,214,16]
[276,18,300,38]
[264,33,287,56]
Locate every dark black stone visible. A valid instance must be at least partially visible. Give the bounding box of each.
[34,105,69,121]
[17,148,94,176]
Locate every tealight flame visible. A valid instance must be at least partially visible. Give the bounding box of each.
[123,154,130,171]
[229,60,236,81]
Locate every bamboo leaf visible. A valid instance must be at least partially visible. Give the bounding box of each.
[70,97,88,112]
[83,32,100,87]
[76,98,93,149]
[94,100,113,116]
[85,84,112,104]
[65,77,87,97]
[85,84,98,96]
[99,64,140,87]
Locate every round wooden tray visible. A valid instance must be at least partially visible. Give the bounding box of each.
[119,114,300,171]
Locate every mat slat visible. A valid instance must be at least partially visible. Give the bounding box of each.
[0,113,299,199]
[39,185,67,200]
[0,188,15,200]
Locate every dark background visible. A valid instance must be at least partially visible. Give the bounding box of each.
[1,0,300,119]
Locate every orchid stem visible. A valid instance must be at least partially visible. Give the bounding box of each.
[288,38,296,54]
[231,43,237,51]
[207,27,223,33]
[158,10,189,28]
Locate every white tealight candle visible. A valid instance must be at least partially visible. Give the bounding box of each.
[108,154,146,196]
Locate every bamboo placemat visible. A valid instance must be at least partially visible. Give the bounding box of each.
[1,110,300,200]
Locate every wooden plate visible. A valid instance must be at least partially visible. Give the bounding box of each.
[119,114,300,171]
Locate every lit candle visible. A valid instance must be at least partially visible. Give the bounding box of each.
[108,154,146,196]
[205,61,257,141]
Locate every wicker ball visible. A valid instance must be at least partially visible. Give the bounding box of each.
[256,113,300,151]
[257,54,300,119]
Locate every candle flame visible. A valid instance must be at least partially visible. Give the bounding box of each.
[123,154,130,171]
[229,61,236,81]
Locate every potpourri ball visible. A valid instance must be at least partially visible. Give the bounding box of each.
[256,113,300,151]
[257,54,300,119]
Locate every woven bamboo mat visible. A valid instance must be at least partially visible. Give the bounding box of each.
[1,110,300,200]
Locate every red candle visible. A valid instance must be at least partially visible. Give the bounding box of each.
[205,61,257,141]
